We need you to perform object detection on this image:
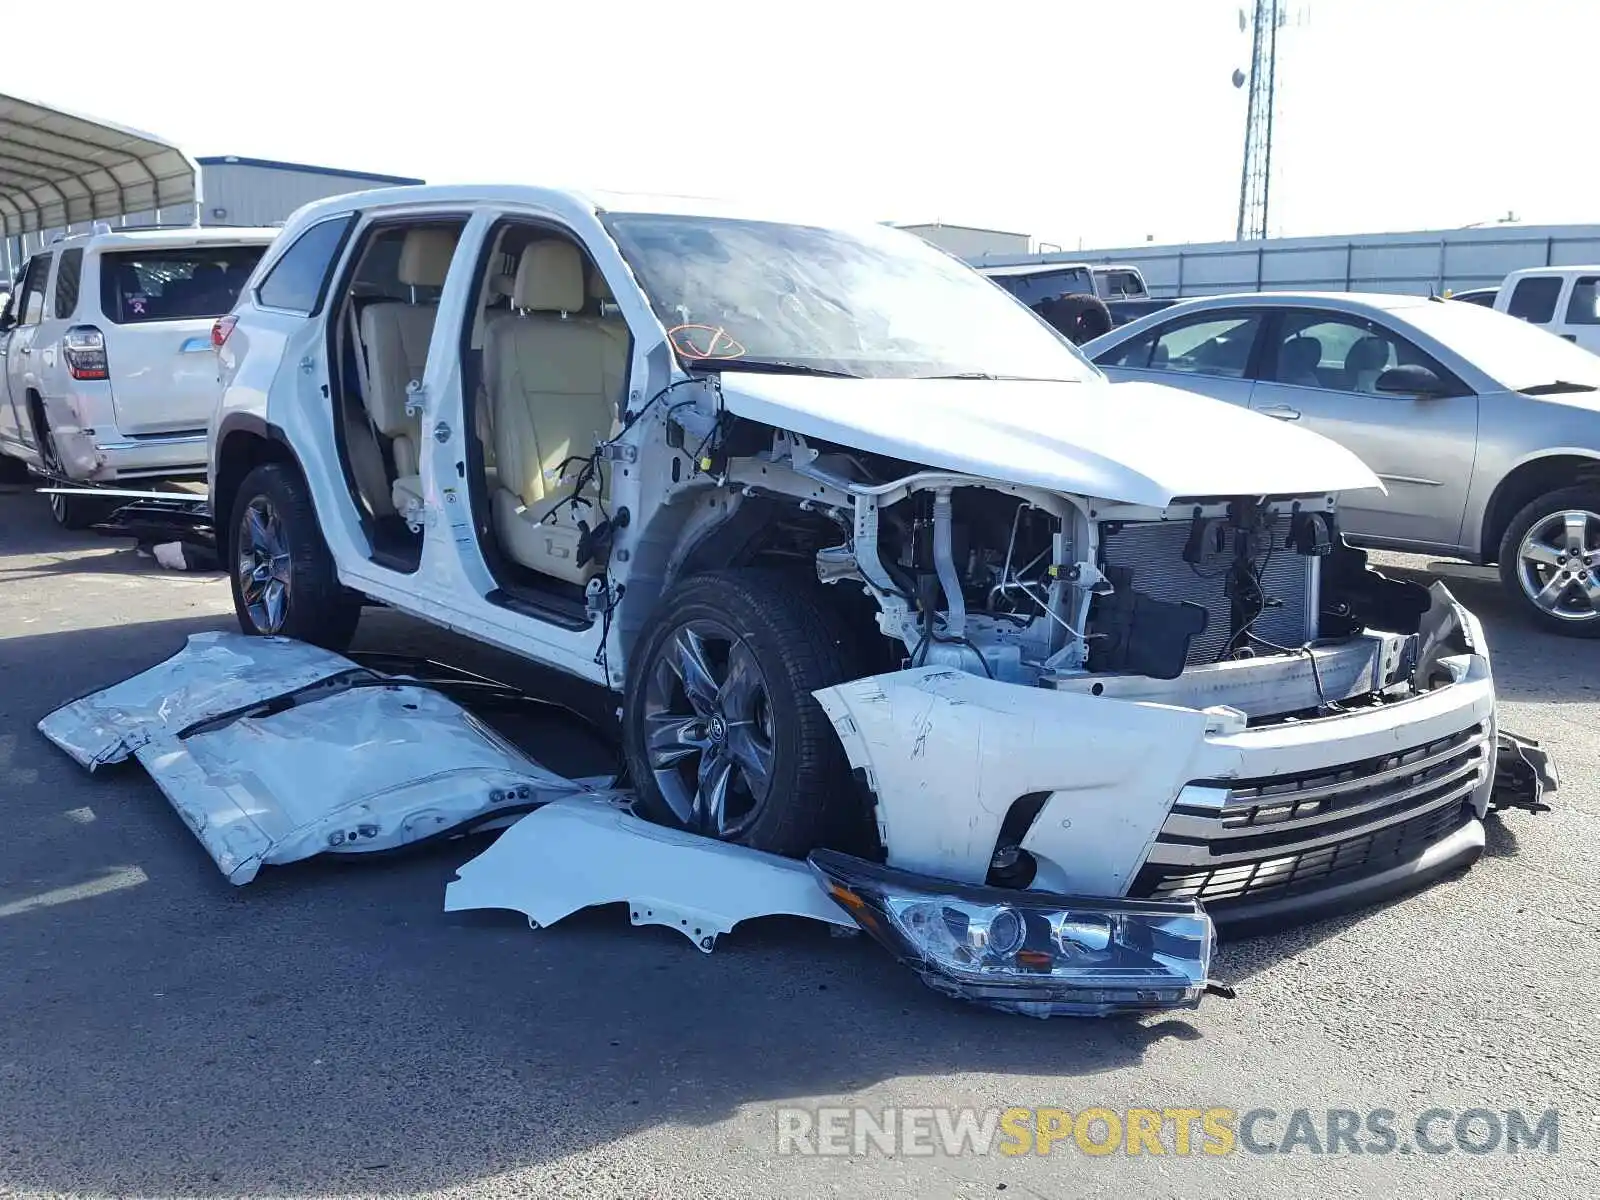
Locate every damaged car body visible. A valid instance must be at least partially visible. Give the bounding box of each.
[45,186,1555,1018]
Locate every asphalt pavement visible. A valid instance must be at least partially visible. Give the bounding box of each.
[0,482,1594,1199]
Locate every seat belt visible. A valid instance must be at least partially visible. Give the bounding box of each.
[347,304,390,450]
[345,302,405,515]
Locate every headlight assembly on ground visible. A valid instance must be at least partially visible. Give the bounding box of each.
[807,850,1221,1017]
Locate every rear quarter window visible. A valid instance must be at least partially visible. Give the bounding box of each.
[255,217,356,314]
[98,246,268,324]
[53,248,83,317]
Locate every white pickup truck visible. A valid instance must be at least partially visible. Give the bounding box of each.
[0,224,275,526]
[1493,265,1600,354]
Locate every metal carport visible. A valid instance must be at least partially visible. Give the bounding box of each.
[0,92,197,238]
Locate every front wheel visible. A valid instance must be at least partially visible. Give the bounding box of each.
[1498,485,1600,637]
[228,462,362,649]
[622,570,863,857]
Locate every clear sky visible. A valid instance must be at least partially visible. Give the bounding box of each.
[12,0,1595,250]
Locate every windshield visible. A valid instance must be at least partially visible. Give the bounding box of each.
[604,213,1099,382]
[1397,299,1600,392]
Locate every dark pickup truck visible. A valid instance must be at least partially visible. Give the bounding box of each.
[979,262,1177,343]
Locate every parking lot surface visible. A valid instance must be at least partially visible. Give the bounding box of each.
[0,484,1594,1199]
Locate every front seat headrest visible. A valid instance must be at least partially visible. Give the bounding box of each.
[398,228,458,288]
[1282,335,1323,376]
[514,241,586,313]
[1346,335,1390,373]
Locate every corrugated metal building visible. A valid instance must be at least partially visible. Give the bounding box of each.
[970,224,1600,299]
[189,156,423,227]
[5,156,423,275]
[899,222,1033,259]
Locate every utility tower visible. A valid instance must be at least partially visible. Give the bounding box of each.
[1235,0,1284,241]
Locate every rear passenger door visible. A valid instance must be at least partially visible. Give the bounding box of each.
[1094,309,1265,408]
[1248,308,1478,550]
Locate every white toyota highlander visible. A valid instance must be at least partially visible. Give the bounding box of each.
[191,184,1548,1015]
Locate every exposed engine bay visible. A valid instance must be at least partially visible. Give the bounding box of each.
[705,425,1446,726]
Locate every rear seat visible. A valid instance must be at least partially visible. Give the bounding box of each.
[484,241,627,585]
[354,228,458,513]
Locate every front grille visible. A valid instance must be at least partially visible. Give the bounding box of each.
[1130,723,1489,907]
[1131,800,1475,906]
[1097,514,1315,667]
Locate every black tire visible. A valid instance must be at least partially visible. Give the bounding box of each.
[228,462,362,649]
[622,570,863,857]
[29,404,109,530]
[1036,292,1114,344]
[1497,484,1600,638]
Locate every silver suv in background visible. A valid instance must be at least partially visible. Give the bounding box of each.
[0,224,275,526]
[1086,291,1600,636]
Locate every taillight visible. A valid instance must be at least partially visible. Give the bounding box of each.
[62,325,109,381]
[211,315,238,348]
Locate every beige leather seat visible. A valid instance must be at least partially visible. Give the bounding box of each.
[356,228,457,513]
[486,241,627,585]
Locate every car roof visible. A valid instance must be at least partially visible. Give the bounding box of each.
[1502,264,1600,279]
[1135,291,1450,319]
[274,182,894,237]
[979,262,1094,277]
[1085,290,1448,350]
[49,226,278,251]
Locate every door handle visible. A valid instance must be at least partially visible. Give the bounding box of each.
[1561,334,1578,343]
[17,346,29,356]
[1258,404,1300,420]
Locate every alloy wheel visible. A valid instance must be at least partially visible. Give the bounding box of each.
[1515,508,1600,622]
[641,619,777,839]
[37,425,68,524]
[237,497,293,633]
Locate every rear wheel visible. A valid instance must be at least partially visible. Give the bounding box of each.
[30,404,108,530]
[229,462,362,649]
[1498,485,1600,637]
[622,570,863,857]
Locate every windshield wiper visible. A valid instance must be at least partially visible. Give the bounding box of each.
[1520,380,1599,396]
[685,358,860,379]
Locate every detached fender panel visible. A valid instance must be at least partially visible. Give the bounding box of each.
[444,795,857,951]
[814,666,1215,894]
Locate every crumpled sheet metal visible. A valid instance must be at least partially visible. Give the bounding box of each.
[444,795,858,950]
[37,632,597,884]
[38,632,349,770]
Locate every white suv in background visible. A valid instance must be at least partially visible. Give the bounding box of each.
[0,224,275,526]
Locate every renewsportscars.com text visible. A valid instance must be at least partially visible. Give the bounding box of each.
[775,1106,1559,1158]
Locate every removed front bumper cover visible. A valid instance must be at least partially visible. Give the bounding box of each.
[809,849,1222,1018]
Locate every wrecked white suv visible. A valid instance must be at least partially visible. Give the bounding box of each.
[194,186,1549,1011]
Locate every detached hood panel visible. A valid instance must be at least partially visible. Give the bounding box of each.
[717,373,1382,507]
